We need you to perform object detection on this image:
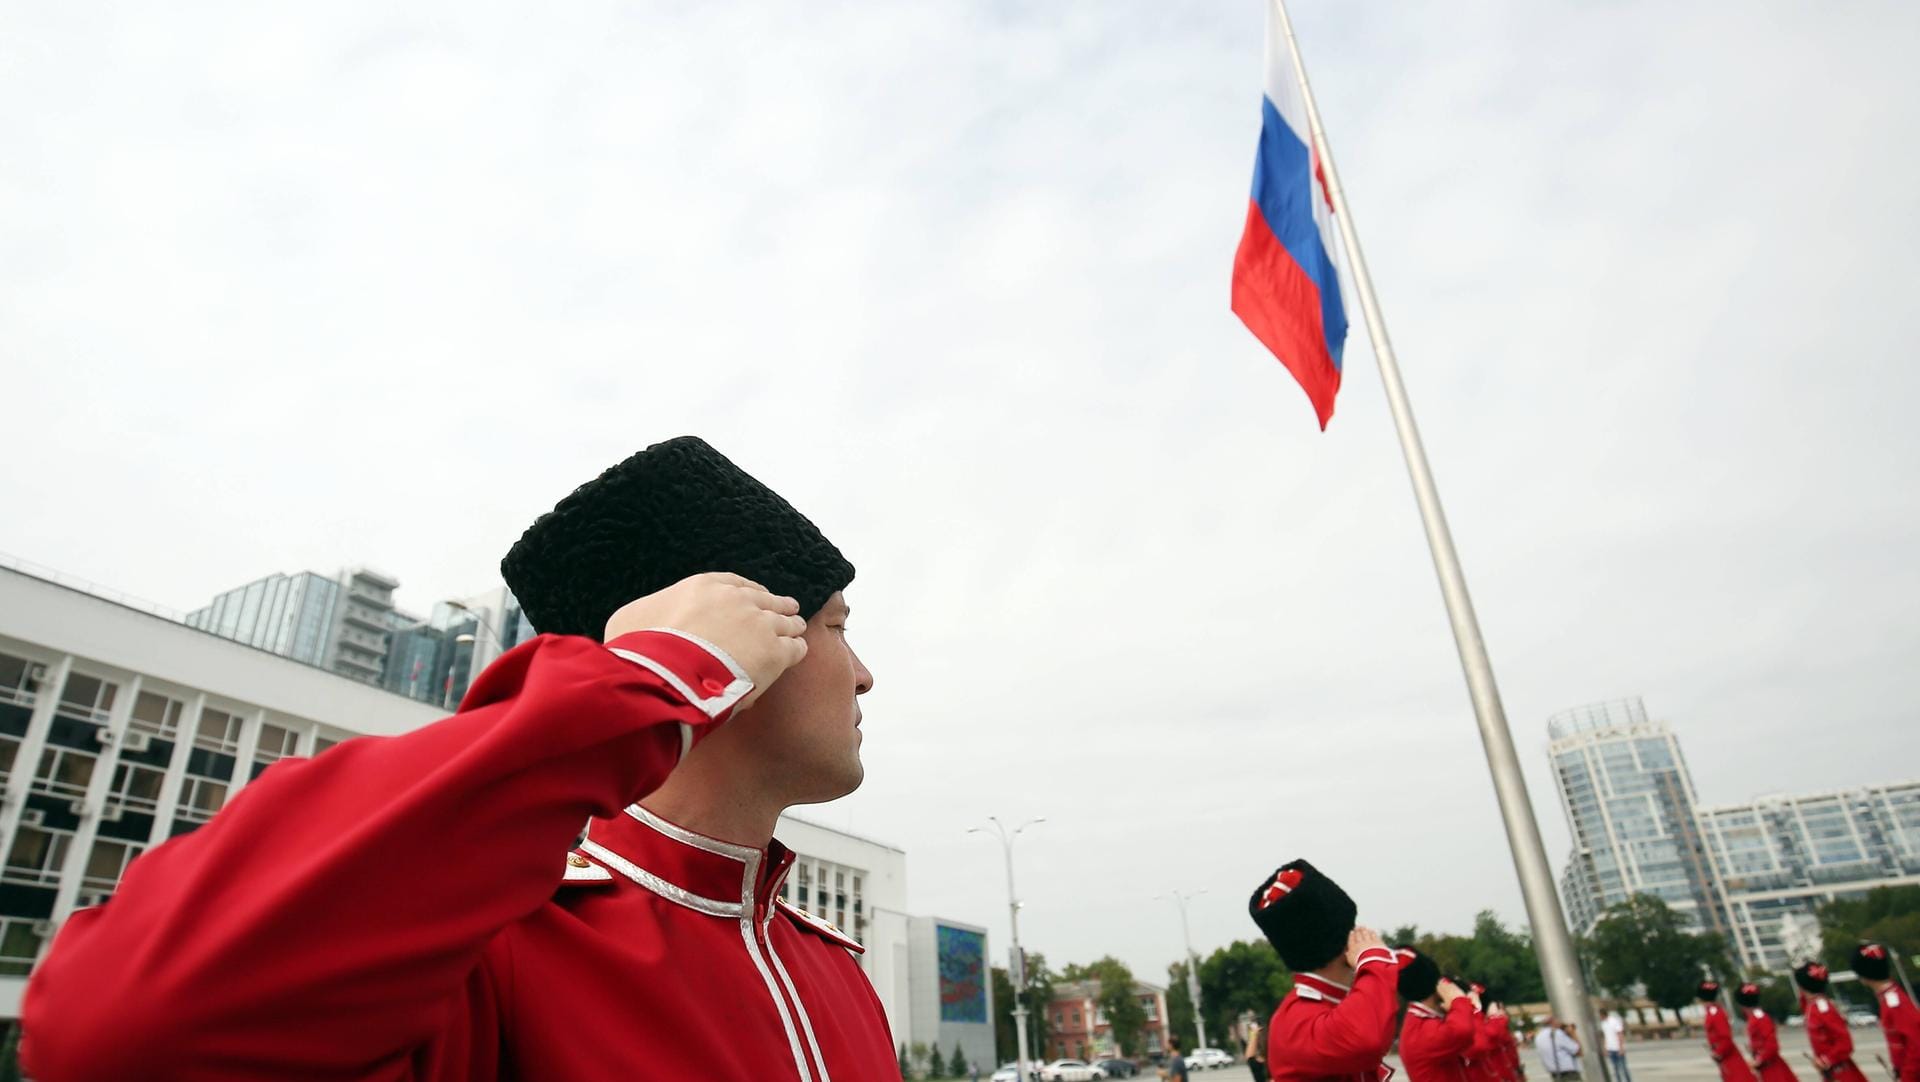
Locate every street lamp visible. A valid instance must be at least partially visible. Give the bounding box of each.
[1155,889,1208,1056]
[970,815,1045,1082]
[442,601,508,709]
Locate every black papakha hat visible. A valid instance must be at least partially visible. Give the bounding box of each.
[1851,942,1893,983]
[1734,983,1761,1008]
[501,436,855,637]
[1793,962,1831,994]
[1394,947,1441,1002]
[1248,859,1357,973]
[1696,980,1722,1002]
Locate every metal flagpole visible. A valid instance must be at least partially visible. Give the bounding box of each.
[1267,3,1604,1078]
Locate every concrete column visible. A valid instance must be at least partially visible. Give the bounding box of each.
[52,674,142,922]
[147,691,205,844]
[0,653,74,858]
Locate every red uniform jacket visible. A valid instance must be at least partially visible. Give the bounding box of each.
[21,631,900,1082]
[1745,1008,1799,1082]
[1802,994,1867,1082]
[1705,1003,1759,1082]
[1399,999,1479,1082]
[1880,984,1920,1082]
[1265,948,1401,1082]
[1465,1011,1509,1082]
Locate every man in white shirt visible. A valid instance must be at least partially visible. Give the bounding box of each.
[1536,1017,1583,1082]
[1602,1011,1630,1082]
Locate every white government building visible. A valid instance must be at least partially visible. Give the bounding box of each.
[0,559,992,1065]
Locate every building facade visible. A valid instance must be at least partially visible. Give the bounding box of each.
[0,563,444,1019]
[1550,697,1920,971]
[1699,782,1920,969]
[1046,979,1171,1062]
[1549,698,1730,941]
[186,566,400,686]
[904,916,996,1073]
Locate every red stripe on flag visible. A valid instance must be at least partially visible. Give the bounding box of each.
[1230,199,1341,429]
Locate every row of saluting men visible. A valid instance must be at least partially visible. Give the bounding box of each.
[1242,860,1920,1082]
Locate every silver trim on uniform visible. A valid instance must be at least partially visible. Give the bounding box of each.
[737,848,814,1082]
[626,803,760,862]
[768,937,833,1082]
[578,839,743,918]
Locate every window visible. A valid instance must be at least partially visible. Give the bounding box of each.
[106,761,167,812]
[252,722,301,778]
[129,690,185,738]
[195,708,245,754]
[82,839,144,893]
[32,746,98,798]
[58,673,116,722]
[0,918,46,977]
[314,735,340,755]
[4,825,73,886]
[176,776,230,822]
[0,653,43,706]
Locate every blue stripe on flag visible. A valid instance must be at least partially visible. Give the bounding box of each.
[1251,97,1347,369]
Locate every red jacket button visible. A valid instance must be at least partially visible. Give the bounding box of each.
[700,677,727,695]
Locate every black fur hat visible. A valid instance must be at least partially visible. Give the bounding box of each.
[1696,980,1722,1002]
[1851,943,1893,983]
[1248,859,1356,973]
[1735,983,1761,1009]
[501,436,855,637]
[1394,947,1441,1002]
[1792,962,1831,994]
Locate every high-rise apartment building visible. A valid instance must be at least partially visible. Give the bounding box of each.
[186,566,399,685]
[1550,697,1920,970]
[1548,698,1730,941]
[1699,783,1920,968]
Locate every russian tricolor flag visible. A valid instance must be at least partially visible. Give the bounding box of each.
[1231,9,1349,429]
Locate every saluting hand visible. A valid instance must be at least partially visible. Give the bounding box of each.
[1438,979,1465,1007]
[604,572,809,709]
[1345,926,1385,968]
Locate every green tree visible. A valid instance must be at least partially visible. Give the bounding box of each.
[0,1022,18,1082]
[1819,885,1920,972]
[1167,960,1195,1053]
[1584,894,1727,1023]
[900,1041,913,1078]
[910,1041,931,1079]
[1082,955,1148,1056]
[1196,939,1294,1040]
[992,967,1017,1062]
[1457,911,1546,1003]
[990,953,1056,1065]
[951,1042,969,1079]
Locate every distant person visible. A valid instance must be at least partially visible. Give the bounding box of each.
[1602,1009,1631,1082]
[1534,1017,1581,1082]
[1466,983,1512,1082]
[1396,948,1482,1082]
[1736,982,1800,1082]
[1794,962,1867,1082]
[1248,859,1402,1082]
[1699,980,1760,1082]
[1849,942,1920,1082]
[1246,1019,1270,1082]
[1161,1036,1189,1082]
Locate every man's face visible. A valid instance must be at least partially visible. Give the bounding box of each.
[733,591,873,804]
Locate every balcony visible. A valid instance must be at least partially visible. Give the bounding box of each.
[341,604,388,632]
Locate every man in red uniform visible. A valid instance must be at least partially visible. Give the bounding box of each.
[1735,982,1799,1082]
[1462,983,1511,1082]
[1700,980,1760,1082]
[1396,949,1481,1082]
[1852,942,1920,1082]
[1794,963,1866,1082]
[1248,859,1402,1082]
[22,437,896,1081]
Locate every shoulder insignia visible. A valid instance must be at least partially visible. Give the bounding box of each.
[1817,1000,1830,1013]
[1888,990,1903,1008]
[559,850,613,886]
[776,899,865,954]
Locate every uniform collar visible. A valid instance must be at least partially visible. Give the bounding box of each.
[1294,973,1350,1004]
[579,803,794,924]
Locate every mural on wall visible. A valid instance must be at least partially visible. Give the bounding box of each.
[937,924,987,1023]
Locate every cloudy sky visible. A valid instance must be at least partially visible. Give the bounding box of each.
[4,1,1918,982]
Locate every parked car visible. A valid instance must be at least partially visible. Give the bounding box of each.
[1847,1010,1879,1028]
[1093,1058,1140,1078]
[1187,1047,1234,1070]
[991,1064,1024,1082]
[1041,1060,1099,1081]
[1785,1014,1806,1027]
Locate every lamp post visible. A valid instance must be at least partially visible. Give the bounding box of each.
[1155,889,1208,1056]
[443,600,507,709]
[970,816,1044,1082]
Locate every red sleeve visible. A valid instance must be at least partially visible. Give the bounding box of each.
[1749,1013,1779,1064]
[1894,999,1920,1082]
[20,631,741,1082]
[1297,949,1403,1072]
[1438,1000,1482,1057]
[1467,1012,1501,1061]
[1807,1002,1852,1064]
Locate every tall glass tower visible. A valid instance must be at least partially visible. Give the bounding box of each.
[1548,698,1730,941]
